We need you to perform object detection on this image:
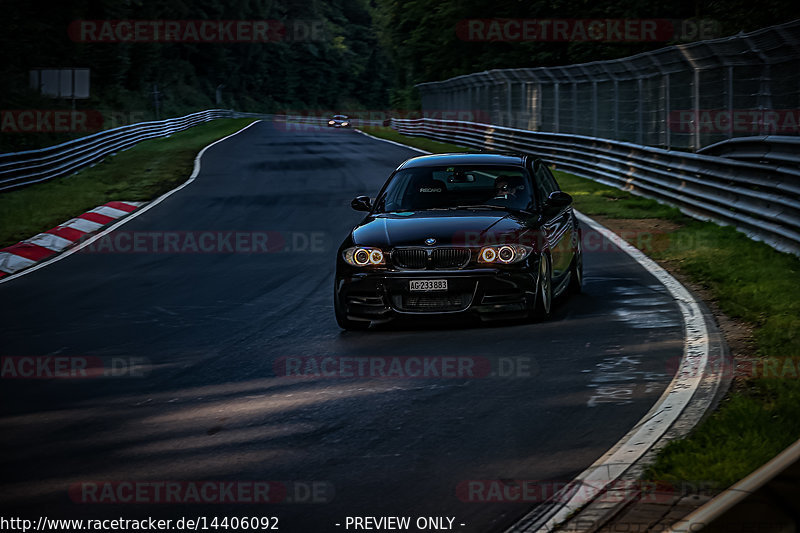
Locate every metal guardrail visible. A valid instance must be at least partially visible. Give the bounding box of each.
[390,117,800,255]
[698,135,800,170]
[0,109,264,192]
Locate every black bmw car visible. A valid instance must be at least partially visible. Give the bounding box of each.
[334,152,582,330]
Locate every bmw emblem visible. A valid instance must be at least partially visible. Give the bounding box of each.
[425,238,437,246]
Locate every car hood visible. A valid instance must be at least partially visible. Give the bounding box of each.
[351,210,534,247]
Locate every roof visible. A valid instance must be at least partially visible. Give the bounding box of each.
[397,152,529,169]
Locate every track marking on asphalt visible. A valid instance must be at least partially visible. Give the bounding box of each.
[0,120,261,285]
[354,129,432,154]
[350,130,712,533]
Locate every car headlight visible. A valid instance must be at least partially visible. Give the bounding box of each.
[328,120,335,125]
[342,122,349,126]
[478,244,533,264]
[343,247,386,266]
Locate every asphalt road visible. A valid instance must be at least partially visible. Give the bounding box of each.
[0,121,685,532]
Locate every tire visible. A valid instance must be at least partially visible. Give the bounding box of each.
[568,236,583,295]
[531,253,553,321]
[334,287,370,330]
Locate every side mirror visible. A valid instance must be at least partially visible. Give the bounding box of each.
[351,195,372,211]
[545,191,572,209]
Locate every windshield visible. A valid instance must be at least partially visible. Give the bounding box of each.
[375,165,534,212]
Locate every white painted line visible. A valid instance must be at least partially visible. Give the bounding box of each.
[0,119,261,284]
[61,217,105,234]
[351,130,712,533]
[0,252,37,274]
[354,128,432,154]
[24,233,74,252]
[88,206,129,218]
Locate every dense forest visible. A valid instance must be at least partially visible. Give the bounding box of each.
[1,0,798,151]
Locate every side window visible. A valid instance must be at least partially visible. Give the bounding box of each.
[534,165,558,205]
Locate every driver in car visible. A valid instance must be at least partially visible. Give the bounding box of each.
[494,175,525,200]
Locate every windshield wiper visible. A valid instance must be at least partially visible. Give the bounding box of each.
[449,204,506,210]
[448,204,532,214]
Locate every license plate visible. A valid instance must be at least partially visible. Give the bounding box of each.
[409,279,448,292]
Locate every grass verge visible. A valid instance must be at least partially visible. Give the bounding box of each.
[0,118,256,249]
[362,125,800,488]
[359,126,470,154]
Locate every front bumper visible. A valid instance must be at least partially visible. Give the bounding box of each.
[335,267,539,322]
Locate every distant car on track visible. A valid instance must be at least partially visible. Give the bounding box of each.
[334,152,582,330]
[328,115,350,128]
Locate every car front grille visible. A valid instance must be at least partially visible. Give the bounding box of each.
[432,248,470,269]
[392,247,471,270]
[392,248,428,269]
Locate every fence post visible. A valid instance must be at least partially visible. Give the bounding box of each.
[554,82,560,134]
[760,64,772,136]
[592,81,598,137]
[727,65,734,140]
[521,82,528,130]
[613,79,619,140]
[637,77,644,145]
[692,67,700,151]
[536,83,543,131]
[572,82,578,134]
[665,73,671,150]
[507,80,513,127]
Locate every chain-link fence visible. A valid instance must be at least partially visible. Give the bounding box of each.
[416,20,800,151]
